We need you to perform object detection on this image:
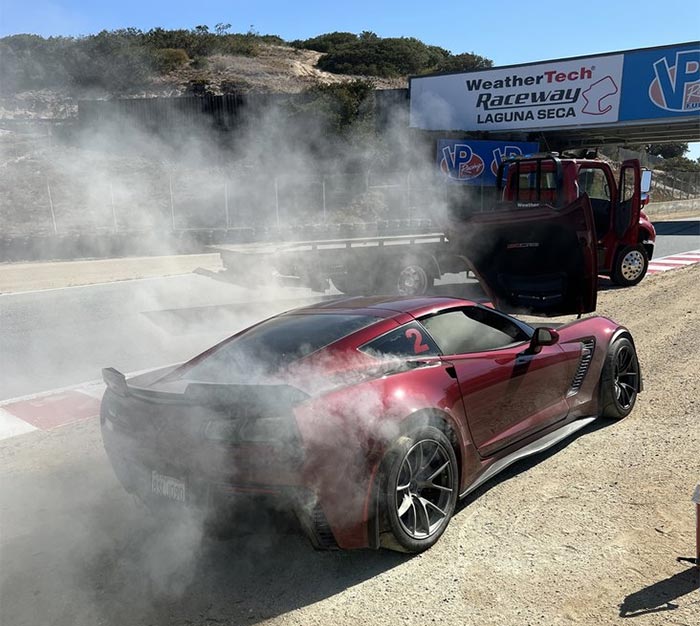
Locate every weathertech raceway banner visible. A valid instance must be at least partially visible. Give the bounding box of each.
[436,139,539,185]
[410,42,700,132]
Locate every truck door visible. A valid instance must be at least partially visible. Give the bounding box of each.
[615,160,642,239]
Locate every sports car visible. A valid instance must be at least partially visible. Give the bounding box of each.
[101,295,641,552]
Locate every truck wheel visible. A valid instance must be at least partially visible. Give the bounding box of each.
[381,261,434,296]
[611,245,648,287]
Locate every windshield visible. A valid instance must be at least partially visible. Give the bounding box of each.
[180,313,379,383]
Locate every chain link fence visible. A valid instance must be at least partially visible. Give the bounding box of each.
[1,167,445,237]
[2,126,698,238]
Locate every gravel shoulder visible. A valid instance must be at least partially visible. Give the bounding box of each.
[1,265,698,626]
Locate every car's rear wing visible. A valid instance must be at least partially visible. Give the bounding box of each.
[102,367,129,396]
[102,367,309,410]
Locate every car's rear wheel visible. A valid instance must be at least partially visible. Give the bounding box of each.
[599,337,640,419]
[379,426,458,553]
[611,245,648,287]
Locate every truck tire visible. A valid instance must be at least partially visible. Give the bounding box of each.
[610,244,648,287]
[380,260,434,296]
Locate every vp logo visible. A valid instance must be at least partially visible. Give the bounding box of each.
[439,144,484,181]
[650,49,700,111]
[491,146,525,177]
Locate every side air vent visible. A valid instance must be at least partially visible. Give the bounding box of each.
[568,338,595,396]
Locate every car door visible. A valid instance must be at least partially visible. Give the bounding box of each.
[449,197,598,316]
[420,307,579,458]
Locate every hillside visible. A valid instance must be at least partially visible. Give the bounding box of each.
[0,44,407,121]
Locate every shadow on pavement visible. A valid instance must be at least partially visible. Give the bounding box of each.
[651,220,700,236]
[619,567,699,617]
[76,507,409,626]
[0,447,408,626]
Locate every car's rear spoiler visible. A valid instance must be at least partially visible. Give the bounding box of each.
[102,367,308,409]
[102,367,129,396]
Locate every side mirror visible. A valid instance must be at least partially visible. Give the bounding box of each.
[641,169,652,194]
[528,327,560,354]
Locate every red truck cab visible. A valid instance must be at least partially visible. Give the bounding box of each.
[499,154,656,286]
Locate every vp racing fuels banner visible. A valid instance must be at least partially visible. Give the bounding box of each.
[410,42,699,131]
[436,139,539,185]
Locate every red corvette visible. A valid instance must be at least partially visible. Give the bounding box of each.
[101,295,641,552]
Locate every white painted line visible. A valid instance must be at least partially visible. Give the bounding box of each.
[651,259,697,266]
[0,407,38,440]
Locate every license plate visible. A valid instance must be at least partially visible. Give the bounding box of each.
[151,470,186,502]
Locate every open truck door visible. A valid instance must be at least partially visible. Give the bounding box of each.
[615,159,642,238]
[449,155,598,316]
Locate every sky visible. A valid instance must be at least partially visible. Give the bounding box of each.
[1,0,699,155]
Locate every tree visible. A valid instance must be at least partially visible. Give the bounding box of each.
[647,143,688,159]
[434,52,493,73]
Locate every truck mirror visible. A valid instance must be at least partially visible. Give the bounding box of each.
[641,169,652,194]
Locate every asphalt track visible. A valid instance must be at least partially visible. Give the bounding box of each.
[1,217,698,404]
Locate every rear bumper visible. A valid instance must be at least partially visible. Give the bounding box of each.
[101,418,340,550]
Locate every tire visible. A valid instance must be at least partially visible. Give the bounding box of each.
[379,426,458,553]
[381,261,434,296]
[610,245,648,287]
[599,337,640,419]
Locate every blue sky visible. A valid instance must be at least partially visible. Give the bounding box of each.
[2,0,699,156]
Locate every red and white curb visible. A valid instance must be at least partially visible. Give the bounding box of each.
[0,381,105,441]
[647,249,700,274]
[0,363,180,442]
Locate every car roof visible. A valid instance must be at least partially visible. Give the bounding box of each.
[288,295,477,319]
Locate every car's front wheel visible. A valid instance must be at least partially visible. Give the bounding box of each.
[599,337,640,419]
[379,426,458,553]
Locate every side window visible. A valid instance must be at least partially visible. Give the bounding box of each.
[420,307,529,355]
[360,321,440,358]
[620,167,635,203]
[578,167,611,201]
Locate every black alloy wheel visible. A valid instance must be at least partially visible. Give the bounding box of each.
[600,337,640,419]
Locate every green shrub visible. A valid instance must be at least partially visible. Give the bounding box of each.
[63,30,152,92]
[656,156,700,172]
[152,48,190,73]
[433,52,493,73]
[291,32,358,53]
[191,56,209,70]
[317,37,451,77]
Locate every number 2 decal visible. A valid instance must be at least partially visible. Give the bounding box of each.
[405,328,430,354]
